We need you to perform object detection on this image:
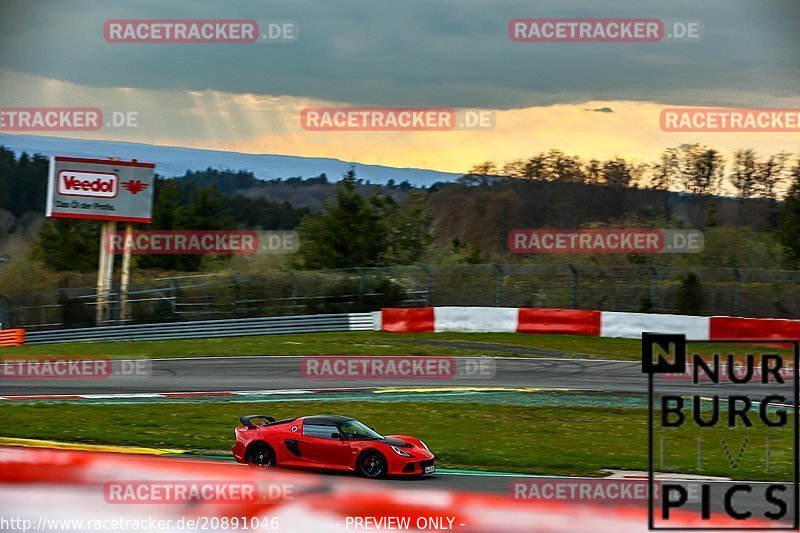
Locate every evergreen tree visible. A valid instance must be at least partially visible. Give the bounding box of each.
[30,220,100,272]
[298,169,386,269]
[778,159,800,265]
[676,273,705,315]
[380,191,433,265]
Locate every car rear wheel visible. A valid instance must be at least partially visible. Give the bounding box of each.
[245,442,276,468]
[356,451,387,478]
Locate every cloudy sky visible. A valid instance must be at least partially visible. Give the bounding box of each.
[0,0,798,173]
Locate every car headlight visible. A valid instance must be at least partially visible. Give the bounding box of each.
[390,445,412,457]
[419,440,429,451]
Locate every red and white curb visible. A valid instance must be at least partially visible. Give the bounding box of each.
[0,385,589,402]
[0,387,380,402]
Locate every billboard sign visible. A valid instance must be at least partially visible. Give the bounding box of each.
[46,156,155,223]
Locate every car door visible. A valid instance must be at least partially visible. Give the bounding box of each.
[297,423,352,468]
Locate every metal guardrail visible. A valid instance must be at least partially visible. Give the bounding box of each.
[24,312,376,345]
[10,264,800,331]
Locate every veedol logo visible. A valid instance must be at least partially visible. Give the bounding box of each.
[122,179,149,195]
[57,171,118,198]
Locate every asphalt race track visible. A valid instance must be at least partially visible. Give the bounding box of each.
[380,473,797,526]
[2,352,795,521]
[0,355,793,401]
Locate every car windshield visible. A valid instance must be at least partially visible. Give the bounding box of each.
[338,420,383,440]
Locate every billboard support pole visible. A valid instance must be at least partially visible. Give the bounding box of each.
[46,156,155,326]
[95,220,117,326]
[119,223,134,323]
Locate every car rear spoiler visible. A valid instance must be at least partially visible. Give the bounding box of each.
[239,414,277,428]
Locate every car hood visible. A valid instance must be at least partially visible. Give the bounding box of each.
[380,436,414,448]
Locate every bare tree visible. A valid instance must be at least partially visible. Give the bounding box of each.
[543,149,585,183]
[729,149,758,198]
[459,161,498,186]
[501,159,526,179]
[650,148,678,190]
[524,153,548,180]
[598,158,647,189]
[629,161,649,189]
[584,159,602,184]
[673,143,725,195]
[469,161,497,176]
[754,151,790,200]
[601,157,633,188]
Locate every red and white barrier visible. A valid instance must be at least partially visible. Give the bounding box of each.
[600,312,709,340]
[0,446,770,531]
[710,316,800,340]
[380,307,800,340]
[517,308,600,335]
[381,307,435,332]
[435,306,519,333]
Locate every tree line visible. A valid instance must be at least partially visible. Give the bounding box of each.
[467,144,800,199]
[31,173,311,272]
[6,144,800,275]
[27,167,431,272]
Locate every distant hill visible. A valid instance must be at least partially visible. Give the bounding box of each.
[0,134,461,186]
[176,169,413,210]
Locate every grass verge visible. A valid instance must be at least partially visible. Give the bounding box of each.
[2,331,644,359]
[3,331,788,361]
[0,401,789,481]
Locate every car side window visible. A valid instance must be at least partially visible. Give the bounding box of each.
[302,424,339,439]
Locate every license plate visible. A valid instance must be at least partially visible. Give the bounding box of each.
[424,465,435,474]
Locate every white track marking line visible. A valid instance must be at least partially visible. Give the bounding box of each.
[436,471,784,484]
[0,384,622,401]
[31,354,634,364]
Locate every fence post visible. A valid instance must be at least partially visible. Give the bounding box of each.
[569,264,578,309]
[421,264,433,306]
[231,275,241,314]
[111,281,120,324]
[733,268,741,316]
[650,267,659,311]
[0,294,9,329]
[55,288,65,328]
[204,281,211,316]
[494,264,504,307]
[288,271,301,311]
[356,268,366,299]
[168,278,178,319]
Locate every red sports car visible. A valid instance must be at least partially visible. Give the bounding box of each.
[232,414,435,478]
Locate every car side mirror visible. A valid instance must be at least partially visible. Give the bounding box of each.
[369,427,375,431]
[331,432,342,439]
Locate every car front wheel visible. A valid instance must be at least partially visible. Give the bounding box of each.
[356,451,387,478]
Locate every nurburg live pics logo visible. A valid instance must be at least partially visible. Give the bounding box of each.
[642,333,799,530]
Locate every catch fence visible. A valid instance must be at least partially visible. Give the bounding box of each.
[3,264,800,330]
